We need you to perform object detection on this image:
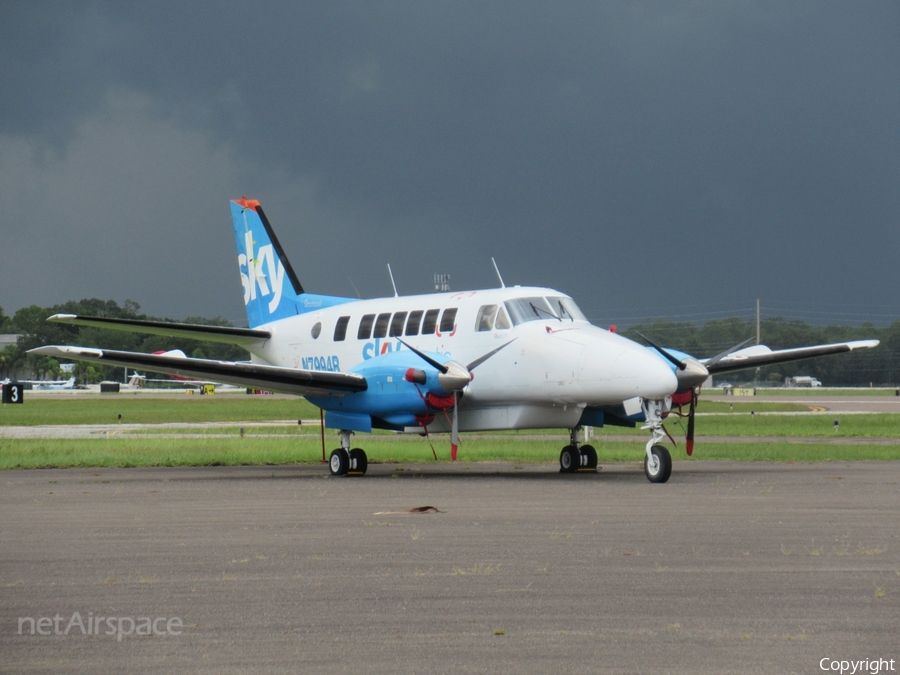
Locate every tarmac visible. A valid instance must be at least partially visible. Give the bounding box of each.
[2,461,898,674]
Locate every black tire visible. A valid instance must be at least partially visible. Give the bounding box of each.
[348,448,368,475]
[580,444,598,471]
[644,444,672,483]
[329,448,349,476]
[559,445,579,473]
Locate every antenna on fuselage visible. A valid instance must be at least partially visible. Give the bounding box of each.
[348,277,362,299]
[387,264,399,297]
[491,257,506,288]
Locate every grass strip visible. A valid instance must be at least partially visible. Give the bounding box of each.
[2,436,898,470]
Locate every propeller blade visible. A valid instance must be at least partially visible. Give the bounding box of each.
[637,332,685,370]
[704,336,756,368]
[397,339,448,374]
[686,388,696,456]
[450,391,459,460]
[465,339,517,371]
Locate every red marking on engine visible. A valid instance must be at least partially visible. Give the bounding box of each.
[425,393,456,411]
[671,391,694,407]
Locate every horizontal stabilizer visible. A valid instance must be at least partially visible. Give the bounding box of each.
[29,346,367,398]
[47,314,271,346]
[703,339,879,375]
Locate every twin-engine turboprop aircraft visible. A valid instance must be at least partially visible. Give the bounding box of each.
[31,197,879,482]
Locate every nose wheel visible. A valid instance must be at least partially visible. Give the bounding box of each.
[644,444,672,483]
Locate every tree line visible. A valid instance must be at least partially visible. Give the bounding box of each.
[0,300,247,383]
[1,300,898,386]
[620,317,898,386]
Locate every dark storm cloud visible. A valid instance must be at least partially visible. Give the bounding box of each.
[1,1,898,325]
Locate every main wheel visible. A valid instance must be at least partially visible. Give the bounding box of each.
[348,448,368,475]
[644,444,672,483]
[559,445,580,473]
[580,444,598,471]
[329,448,349,476]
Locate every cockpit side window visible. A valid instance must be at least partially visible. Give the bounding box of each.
[475,305,498,332]
[494,306,511,330]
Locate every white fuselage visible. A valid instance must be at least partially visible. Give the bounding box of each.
[243,286,677,432]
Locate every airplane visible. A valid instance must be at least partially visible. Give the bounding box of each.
[30,197,879,482]
[27,376,77,391]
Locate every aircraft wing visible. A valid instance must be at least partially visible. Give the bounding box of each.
[47,314,271,346]
[29,346,366,398]
[702,339,879,376]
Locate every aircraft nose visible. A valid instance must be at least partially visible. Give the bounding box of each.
[612,348,678,400]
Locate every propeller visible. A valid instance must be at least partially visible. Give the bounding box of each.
[398,338,516,460]
[704,336,756,368]
[637,332,709,389]
[639,334,753,456]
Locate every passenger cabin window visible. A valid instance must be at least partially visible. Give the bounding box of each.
[334,316,350,341]
[421,309,440,335]
[405,310,423,336]
[373,312,391,338]
[439,308,458,333]
[389,311,407,337]
[357,314,375,340]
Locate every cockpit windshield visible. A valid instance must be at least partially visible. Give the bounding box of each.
[504,296,587,326]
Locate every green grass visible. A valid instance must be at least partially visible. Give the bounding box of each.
[595,413,900,438]
[2,436,898,470]
[0,396,320,425]
[2,395,899,469]
[714,387,899,397]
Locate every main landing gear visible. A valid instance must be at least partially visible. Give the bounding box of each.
[329,430,368,476]
[559,426,599,473]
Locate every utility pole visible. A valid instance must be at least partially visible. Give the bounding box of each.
[755,299,761,387]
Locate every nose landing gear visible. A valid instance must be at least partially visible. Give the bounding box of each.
[641,399,673,483]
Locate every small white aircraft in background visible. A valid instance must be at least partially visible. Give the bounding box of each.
[27,376,77,391]
[31,198,879,482]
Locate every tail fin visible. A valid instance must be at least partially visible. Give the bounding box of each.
[231,197,353,327]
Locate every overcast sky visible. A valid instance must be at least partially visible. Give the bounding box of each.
[1,1,897,328]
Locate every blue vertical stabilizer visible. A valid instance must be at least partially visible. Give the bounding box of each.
[230,197,355,327]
